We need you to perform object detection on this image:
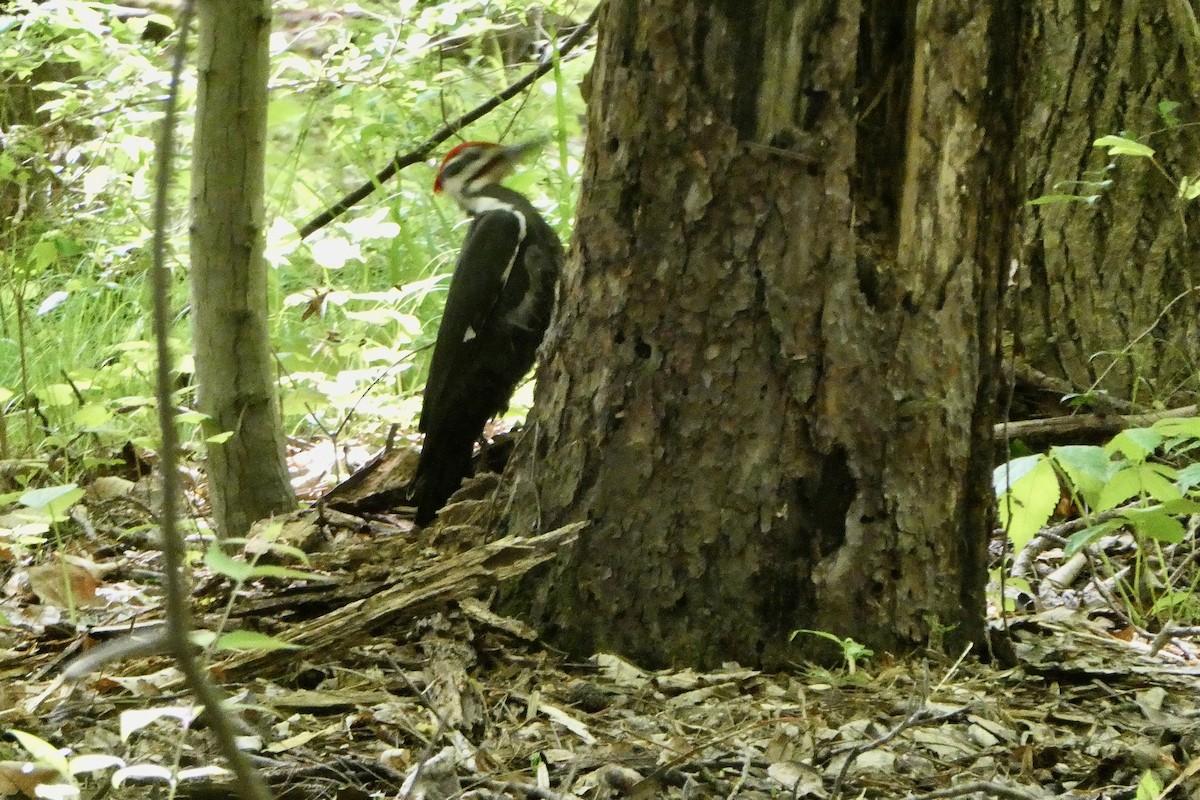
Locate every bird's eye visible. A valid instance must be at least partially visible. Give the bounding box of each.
[442,150,481,178]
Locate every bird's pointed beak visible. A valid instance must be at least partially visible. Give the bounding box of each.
[498,138,547,164]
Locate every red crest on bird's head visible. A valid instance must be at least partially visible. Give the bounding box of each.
[433,141,500,193]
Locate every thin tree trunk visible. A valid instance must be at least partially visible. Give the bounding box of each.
[503,0,1018,669]
[190,0,294,538]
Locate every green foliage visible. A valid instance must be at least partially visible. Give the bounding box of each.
[790,629,874,675]
[996,416,1200,623]
[0,0,591,470]
[1135,769,1164,800]
[1028,99,1200,207]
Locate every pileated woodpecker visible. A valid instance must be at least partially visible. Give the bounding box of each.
[408,140,564,525]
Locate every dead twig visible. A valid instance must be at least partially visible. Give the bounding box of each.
[827,704,970,800]
[993,403,1198,443]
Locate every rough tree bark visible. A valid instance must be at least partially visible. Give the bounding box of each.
[190,0,295,538]
[503,0,1019,669]
[1014,0,1200,408]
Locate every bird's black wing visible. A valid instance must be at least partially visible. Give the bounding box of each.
[419,208,524,434]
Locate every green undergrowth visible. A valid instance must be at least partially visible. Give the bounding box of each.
[0,0,591,473]
[996,415,1200,626]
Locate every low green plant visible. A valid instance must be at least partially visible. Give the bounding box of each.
[996,416,1200,624]
[790,629,875,675]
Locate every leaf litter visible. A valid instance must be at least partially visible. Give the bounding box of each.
[0,467,1199,799]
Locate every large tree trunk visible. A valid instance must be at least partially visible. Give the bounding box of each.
[503,0,1018,669]
[1014,1,1200,408]
[190,0,295,539]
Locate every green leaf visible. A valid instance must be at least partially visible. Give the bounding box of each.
[1160,497,1200,515]
[1176,463,1200,493]
[1156,417,1200,453]
[72,403,113,431]
[28,238,59,271]
[1064,518,1125,556]
[1050,445,1113,509]
[242,564,326,581]
[1119,507,1185,544]
[1180,176,1200,201]
[204,541,253,582]
[1150,590,1191,617]
[19,484,84,520]
[9,729,70,778]
[175,409,210,425]
[1105,428,1161,462]
[997,456,1060,551]
[1153,416,1200,440]
[1158,99,1182,128]
[1093,134,1155,158]
[206,431,234,444]
[211,630,302,652]
[1136,768,1163,800]
[993,454,1043,496]
[1097,463,1181,511]
[41,383,77,407]
[203,542,324,584]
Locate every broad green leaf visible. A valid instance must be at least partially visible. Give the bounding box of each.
[41,383,77,407]
[28,238,59,271]
[1049,445,1112,509]
[204,542,253,582]
[206,431,234,444]
[20,484,84,522]
[993,454,1043,496]
[1105,427,1161,462]
[1176,463,1200,493]
[1097,463,1181,511]
[1093,134,1155,158]
[1160,497,1200,515]
[1064,518,1125,556]
[1153,416,1200,441]
[242,564,326,582]
[175,410,210,425]
[72,403,112,431]
[1150,591,1192,617]
[997,456,1060,551]
[1120,507,1185,544]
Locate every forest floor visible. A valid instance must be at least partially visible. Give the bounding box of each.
[1,442,1199,800]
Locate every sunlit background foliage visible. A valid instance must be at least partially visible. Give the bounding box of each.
[0,0,592,466]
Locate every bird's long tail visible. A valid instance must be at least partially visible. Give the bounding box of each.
[409,421,477,526]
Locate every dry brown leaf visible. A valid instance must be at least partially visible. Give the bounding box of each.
[26,557,102,609]
[0,761,62,799]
